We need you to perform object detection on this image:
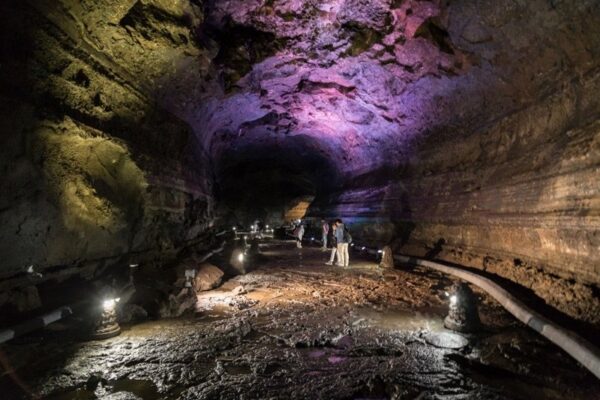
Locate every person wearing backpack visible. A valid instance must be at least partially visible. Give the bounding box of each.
[334,219,351,268]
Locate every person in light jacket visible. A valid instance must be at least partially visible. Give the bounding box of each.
[295,223,305,248]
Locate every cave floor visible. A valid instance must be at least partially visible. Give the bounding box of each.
[1,241,599,400]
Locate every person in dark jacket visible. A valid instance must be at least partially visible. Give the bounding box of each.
[334,219,350,267]
[325,223,338,265]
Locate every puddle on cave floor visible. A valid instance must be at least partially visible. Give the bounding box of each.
[352,306,446,332]
[47,378,160,400]
[1,242,599,400]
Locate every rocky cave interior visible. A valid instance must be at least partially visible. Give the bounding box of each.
[0,0,599,399]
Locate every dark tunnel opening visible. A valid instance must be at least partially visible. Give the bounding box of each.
[213,136,342,224]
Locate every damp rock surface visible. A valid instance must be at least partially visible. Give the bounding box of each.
[1,242,597,400]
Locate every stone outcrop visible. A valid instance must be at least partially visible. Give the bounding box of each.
[194,263,225,292]
[0,0,215,315]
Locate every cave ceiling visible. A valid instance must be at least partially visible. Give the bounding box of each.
[155,0,600,184]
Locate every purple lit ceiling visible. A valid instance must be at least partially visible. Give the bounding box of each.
[159,0,597,185]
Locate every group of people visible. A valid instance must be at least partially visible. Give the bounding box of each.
[291,218,352,267]
[321,218,352,268]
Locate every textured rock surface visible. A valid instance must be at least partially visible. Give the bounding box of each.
[0,0,215,309]
[2,244,599,399]
[189,0,600,322]
[0,0,599,324]
[194,263,225,292]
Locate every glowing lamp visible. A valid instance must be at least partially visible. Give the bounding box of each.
[449,295,457,306]
[444,282,480,333]
[238,253,245,263]
[102,298,120,312]
[92,297,121,339]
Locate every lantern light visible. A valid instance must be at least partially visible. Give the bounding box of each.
[102,298,120,312]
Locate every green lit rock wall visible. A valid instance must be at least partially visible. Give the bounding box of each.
[0,0,213,284]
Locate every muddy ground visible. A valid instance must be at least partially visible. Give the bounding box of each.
[1,241,598,400]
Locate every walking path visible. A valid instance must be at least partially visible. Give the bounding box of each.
[1,241,599,399]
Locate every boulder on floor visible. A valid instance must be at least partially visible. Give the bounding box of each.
[194,263,224,292]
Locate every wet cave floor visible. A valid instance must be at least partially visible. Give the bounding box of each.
[1,241,599,400]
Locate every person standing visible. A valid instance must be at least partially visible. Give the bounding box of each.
[321,219,329,251]
[295,223,305,248]
[325,224,338,265]
[335,219,350,268]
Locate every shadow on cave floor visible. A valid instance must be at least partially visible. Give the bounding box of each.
[1,240,599,400]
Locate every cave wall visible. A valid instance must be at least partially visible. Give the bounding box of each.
[0,0,598,324]
[184,0,600,323]
[0,0,214,308]
[315,68,600,323]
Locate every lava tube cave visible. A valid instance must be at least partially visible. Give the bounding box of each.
[0,0,599,399]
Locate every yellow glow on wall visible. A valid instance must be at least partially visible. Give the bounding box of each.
[34,118,148,237]
[284,196,315,222]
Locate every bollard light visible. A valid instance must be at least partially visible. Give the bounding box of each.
[449,295,457,306]
[93,297,121,339]
[379,246,394,269]
[444,282,480,333]
[102,298,119,312]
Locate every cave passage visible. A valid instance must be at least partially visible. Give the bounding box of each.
[3,241,600,400]
[1,0,600,399]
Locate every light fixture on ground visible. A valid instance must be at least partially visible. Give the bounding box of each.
[230,247,247,274]
[379,246,394,269]
[444,282,481,333]
[92,297,121,339]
